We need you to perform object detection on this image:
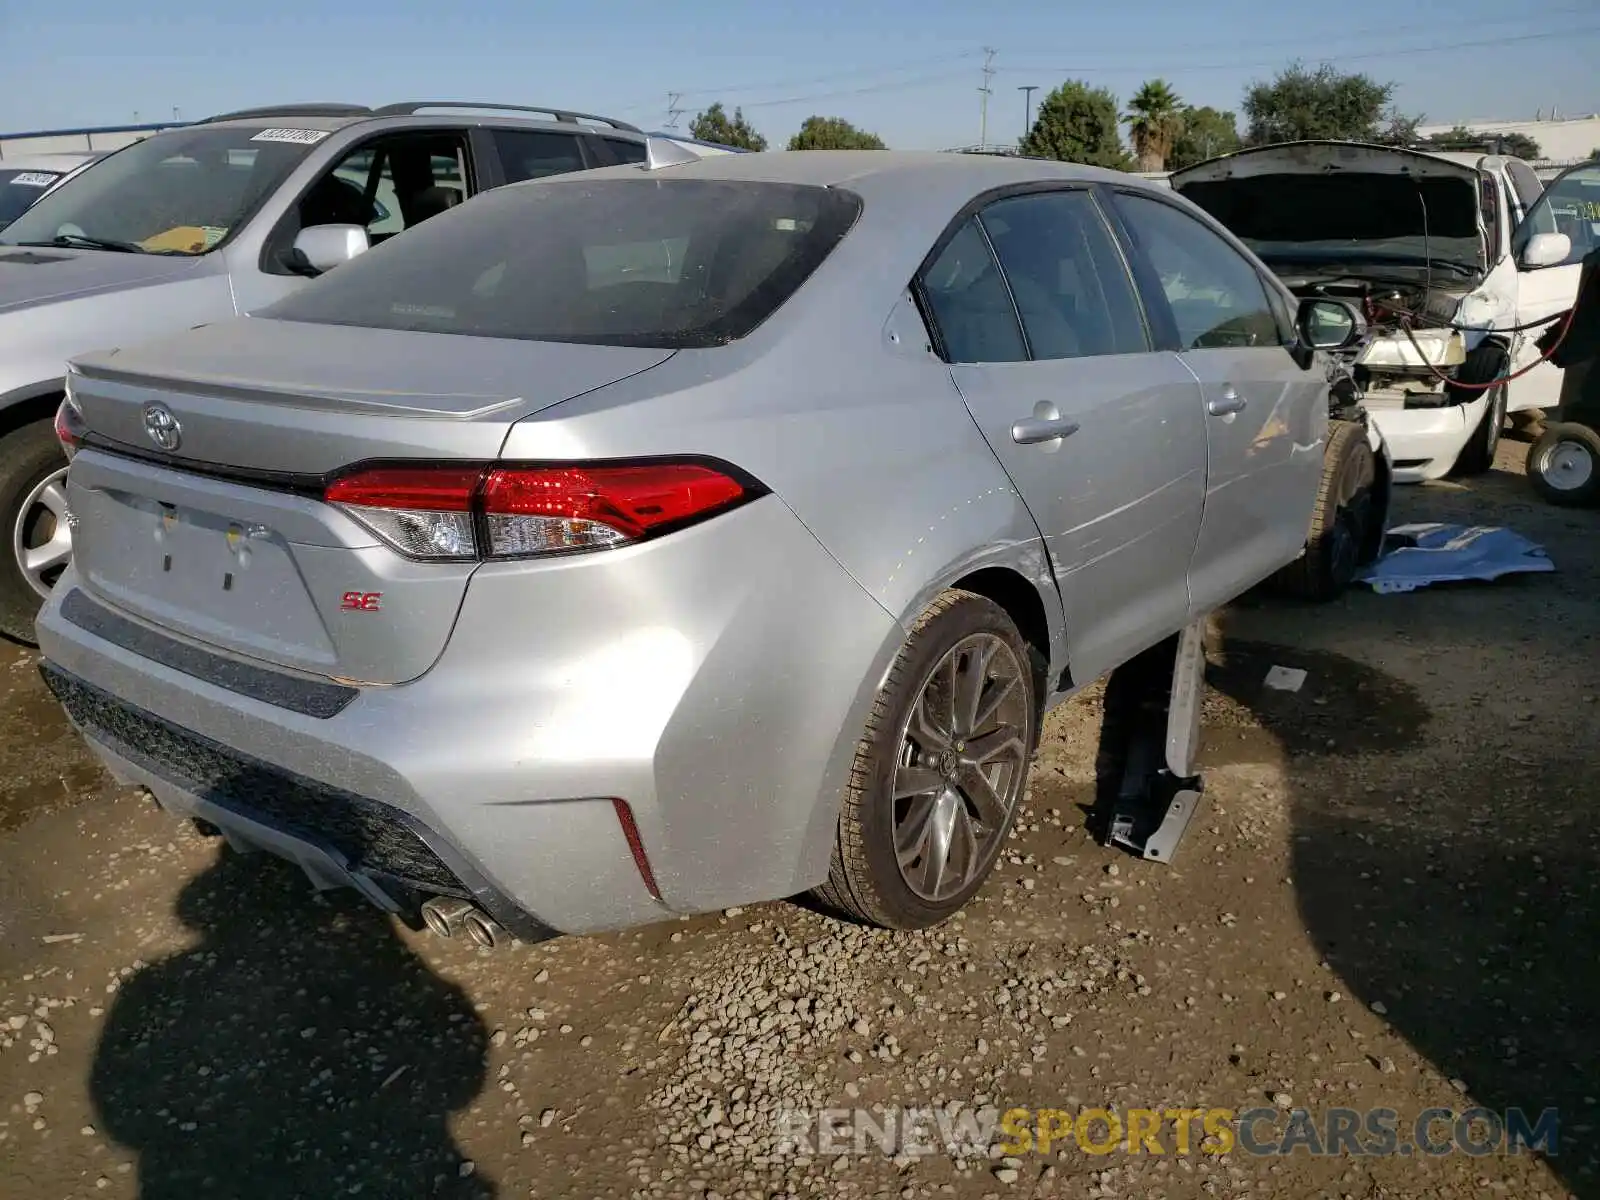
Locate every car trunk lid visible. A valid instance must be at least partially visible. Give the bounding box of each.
[65,318,675,685]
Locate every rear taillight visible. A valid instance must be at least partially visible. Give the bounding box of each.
[325,460,756,561]
[54,392,87,461]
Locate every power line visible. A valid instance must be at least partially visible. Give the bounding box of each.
[999,3,1599,64]
[731,70,972,111]
[1003,26,1600,77]
[664,92,686,128]
[614,51,979,113]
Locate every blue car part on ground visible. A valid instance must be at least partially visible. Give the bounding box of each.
[1357,522,1555,594]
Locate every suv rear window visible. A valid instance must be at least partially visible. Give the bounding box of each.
[258,178,862,348]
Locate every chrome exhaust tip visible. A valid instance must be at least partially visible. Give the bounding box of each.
[420,896,475,939]
[462,909,505,950]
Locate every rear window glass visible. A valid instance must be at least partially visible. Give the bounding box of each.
[258,178,863,348]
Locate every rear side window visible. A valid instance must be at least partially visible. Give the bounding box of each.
[918,217,1027,364]
[492,131,587,183]
[978,190,1149,359]
[259,178,863,348]
[603,138,648,165]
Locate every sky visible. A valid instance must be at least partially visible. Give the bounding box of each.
[1,0,1597,148]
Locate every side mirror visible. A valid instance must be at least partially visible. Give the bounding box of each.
[1519,231,1572,269]
[288,224,370,276]
[1296,298,1366,350]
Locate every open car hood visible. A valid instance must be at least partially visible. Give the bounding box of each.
[1170,141,1489,279]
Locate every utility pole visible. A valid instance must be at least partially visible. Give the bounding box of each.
[665,92,686,129]
[977,47,996,150]
[1019,85,1037,143]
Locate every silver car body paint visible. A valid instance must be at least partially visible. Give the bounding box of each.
[38,151,1331,934]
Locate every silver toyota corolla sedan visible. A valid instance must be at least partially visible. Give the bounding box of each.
[36,148,1356,941]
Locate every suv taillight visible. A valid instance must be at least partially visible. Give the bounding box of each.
[54,393,87,461]
[324,460,758,561]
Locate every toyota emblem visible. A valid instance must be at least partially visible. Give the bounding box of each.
[143,403,182,452]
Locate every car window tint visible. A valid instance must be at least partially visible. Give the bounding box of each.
[259,178,862,349]
[492,131,587,183]
[603,138,648,165]
[979,190,1148,359]
[1116,193,1283,351]
[918,217,1026,364]
[1512,162,1600,268]
[1505,158,1545,216]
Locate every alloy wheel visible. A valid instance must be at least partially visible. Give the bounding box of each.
[891,633,1030,902]
[12,466,71,600]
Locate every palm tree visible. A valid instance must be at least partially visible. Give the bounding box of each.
[1126,79,1184,172]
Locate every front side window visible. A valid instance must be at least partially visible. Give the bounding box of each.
[0,127,328,255]
[1115,193,1283,351]
[1512,162,1600,269]
[0,169,65,227]
[978,190,1149,359]
[259,178,862,348]
[294,134,468,245]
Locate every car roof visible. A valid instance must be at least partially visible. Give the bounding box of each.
[191,103,646,138]
[541,148,1148,210]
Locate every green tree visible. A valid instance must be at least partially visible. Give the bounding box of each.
[1020,80,1132,170]
[1499,132,1543,160]
[1125,79,1184,172]
[786,116,885,150]
[1242,62,1394,145]
[688,102,768,151]
[1423,125,1543,159]
[1372,108,1424,147]
[1166,105,1241,171]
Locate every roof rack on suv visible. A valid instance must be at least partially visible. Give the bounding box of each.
[199,104,373,124]
[369,102,641,132]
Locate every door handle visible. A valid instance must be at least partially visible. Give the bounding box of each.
[1011,416,1080,445]
[1207,386,1247,416]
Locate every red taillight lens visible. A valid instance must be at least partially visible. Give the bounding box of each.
[323,460,753,561]
[54,395,86,460]
[324,466,483,511]
[480,463,747,557]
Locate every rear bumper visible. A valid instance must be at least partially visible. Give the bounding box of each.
[36,496,902,936]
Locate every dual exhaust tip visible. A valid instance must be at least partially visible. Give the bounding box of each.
[421,896,505,950]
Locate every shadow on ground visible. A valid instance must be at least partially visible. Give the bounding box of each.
[1211,575,1600,1191]
[88,847,494,1200]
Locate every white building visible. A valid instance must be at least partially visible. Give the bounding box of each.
[1415,113,1600,166]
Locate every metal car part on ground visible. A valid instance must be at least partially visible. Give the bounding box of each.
[0,102,722,644]
[39,150,1373,940]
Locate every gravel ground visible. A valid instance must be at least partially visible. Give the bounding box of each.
[1,436,1596,1199]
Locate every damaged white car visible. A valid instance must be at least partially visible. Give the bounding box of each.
[1171,141,1581,481]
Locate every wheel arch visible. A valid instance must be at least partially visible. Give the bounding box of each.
[0,380,66,439]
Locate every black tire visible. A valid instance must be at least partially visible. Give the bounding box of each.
[1448,343,1511,477]
[0,419,69,645]
[1270,420,1378,602]
[1526,422,1600,508]
[814,590,1039,930]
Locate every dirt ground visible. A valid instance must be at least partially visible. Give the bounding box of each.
[1,435,1595,1200]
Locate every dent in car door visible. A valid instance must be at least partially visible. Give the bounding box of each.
[1111,190,1325,613]
[919,190,1208,686]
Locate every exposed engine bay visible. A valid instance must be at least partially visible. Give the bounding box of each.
[1279,270,1487,413]
[1171,143,1512,417]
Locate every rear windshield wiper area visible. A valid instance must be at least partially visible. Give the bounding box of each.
[11,233,151,254]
